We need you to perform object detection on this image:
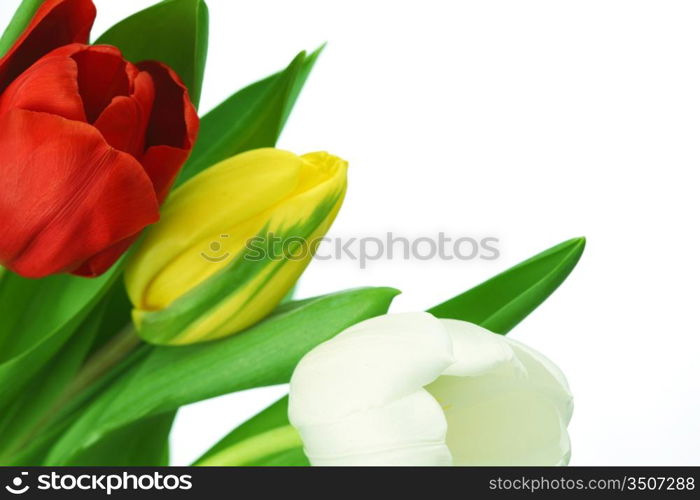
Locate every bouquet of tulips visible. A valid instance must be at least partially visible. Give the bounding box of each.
[0,0,584,466]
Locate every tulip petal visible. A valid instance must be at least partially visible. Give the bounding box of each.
[427,374,571,465]
[504,337,574,423]
[288,313,573,466]
[71,45,131,123]
[139,145,193,203]
[139,60,197,150]
[0,0,95,92]
[426,321,572,465]
[93,70,155,157]
[126,149,347,344]
[0,109,159,278]
[167,185,346,344]
[289,312,454,426]
[296,390,452,466]
[0,46,85,121]
[439,319,523,377]
[71,235,137,278]
[166,151,349,343]
[137,61,198,200]
[127,149,307,311]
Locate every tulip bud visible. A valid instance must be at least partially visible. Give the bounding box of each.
[289,313,573,466]
[125,148,348,345]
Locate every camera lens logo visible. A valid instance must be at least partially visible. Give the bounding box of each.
[5,472,29,495]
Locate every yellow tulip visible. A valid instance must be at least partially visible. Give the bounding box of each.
[125,148,348,345]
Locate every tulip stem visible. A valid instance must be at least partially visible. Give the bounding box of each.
[195,425,304,466]
[60,325,142,406]
[1,326,142,460]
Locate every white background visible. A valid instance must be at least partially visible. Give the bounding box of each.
[2,0,699,465]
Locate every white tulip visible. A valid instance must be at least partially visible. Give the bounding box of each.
[288,312,573,466]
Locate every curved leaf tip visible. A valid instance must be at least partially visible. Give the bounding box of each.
[428,236,586,334]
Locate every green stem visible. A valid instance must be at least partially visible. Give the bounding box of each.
[195,426,303,466]
[3,326,142,459]
[57,325,142,407]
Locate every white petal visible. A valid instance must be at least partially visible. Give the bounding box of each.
[427,375,571,465]
[505,337,574,423]
[439,319,523,376]
[289,312,453,427]
[289,314,573,467]
[426,320,572,465]
[297,390,452,466]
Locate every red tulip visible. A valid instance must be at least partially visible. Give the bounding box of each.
[0,0,199,278]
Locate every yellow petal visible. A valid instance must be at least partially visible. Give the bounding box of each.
[125,148,348,345]
[126,148,303,309]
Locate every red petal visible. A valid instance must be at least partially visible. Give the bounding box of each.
[138,61,199,200]
[0,46,86,121]
[0,109,159,278]
[93,70,155,156]
[71,45,130,123]
[140,145,192,203]
[0,0,95,92]
[139,61,198,151]
[72,235,137,277]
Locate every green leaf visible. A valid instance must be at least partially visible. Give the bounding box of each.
[0,266,121,412]
[0,302,107,461]
[63,412,176,466]
[44,287,399,465]
[84,282,133,356]
[0,0,43,57]
[253,446,309,466]
[428,237,586,334]
[194,396,309,466]
[176,46,323,185]
[95,0,209,107]
[194,396,289,463]
[6,343,153,466]
[197,424,302,466]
